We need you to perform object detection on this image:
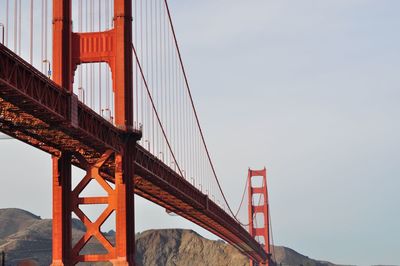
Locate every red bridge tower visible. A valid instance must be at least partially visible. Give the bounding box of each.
[51,0,139,265]
[248,168,271,266]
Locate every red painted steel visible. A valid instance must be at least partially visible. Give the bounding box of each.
[0,39,267,265]
[69,148,136,264]
[70,2,133,129]
[52,2,73,264]
[51,0,136,264]
[248,168,271,266]
[52,153,72,265]
[53,0,73,93]
[72,30,116,69]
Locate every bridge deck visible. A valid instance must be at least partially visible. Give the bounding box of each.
[0,44,267,262]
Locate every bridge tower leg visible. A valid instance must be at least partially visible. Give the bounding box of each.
[248,168,271,266]
[51,0,136,265]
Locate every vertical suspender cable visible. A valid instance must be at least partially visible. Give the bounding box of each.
[161,0,165,161]
[150,0,154,154]
[155,0,159,156]
[99,0,102,114]
[134,0,138,127]
[170,29,175,167]
[5,0,9,46]
[79,0,83,102]
[13,0,17,52]
[182,71,186,177]
[192,114,195,185]
[146,0,150,147]
[167,7,172,165]
[162,1,167,163]
[181,62,184,175]
[105,0,108,108]
[173,38,177,171]
[163,0,167,163]
[197,122,200,187]
[0,2,3,44]
[140,0,144,144]
[147,0,150,149]
[143,0,151,148]
[18,0,21,55]
[158,0,162,158]
[154,0,158,155]
[186,78,190,179]
[172,20,176,169]
[105,0,110,112]
[41,0,44,72]
[91,0,94,109]
[156,0,160,157]
[174,55,182,170]
[177,49,180,174]
[149,0,152,150]
[85,0,89,106]
[44,0,47,65]
[158,0,162,159]
[30,0,34,64]
[176,61,180,170]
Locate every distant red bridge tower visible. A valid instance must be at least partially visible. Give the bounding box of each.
[248,168,271,266]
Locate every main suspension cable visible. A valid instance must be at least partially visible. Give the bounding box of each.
[163,0,248,226]
[132,43,184,179]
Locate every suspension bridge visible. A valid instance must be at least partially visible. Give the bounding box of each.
[0,1,273,265]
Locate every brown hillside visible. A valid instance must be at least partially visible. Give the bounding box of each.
[0,208,41,240]
[0,208,343,266]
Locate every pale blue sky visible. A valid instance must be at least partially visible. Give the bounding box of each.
[1,1,400,265]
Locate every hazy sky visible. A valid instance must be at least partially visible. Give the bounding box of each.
[1,1,400,265]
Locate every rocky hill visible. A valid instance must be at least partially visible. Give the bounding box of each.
[0,208,340,266]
